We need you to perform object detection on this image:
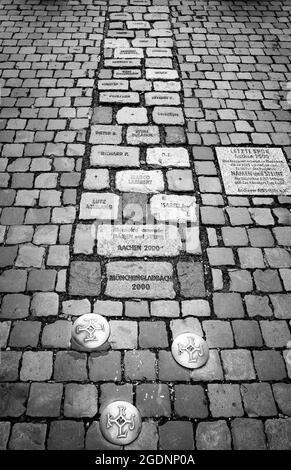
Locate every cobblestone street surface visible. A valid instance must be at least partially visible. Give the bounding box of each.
[0,0,291,451]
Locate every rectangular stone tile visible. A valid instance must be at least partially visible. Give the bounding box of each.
[79,193,120,220]
[90,145,140,167]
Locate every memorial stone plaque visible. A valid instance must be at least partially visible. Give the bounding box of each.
[152,106,184,125]
[146,147,190,167]
[146,47,172,57]
[99,92,139,104]
[110,13,132,21]
[114,70,141,80]
[80,193,119,220]
[132,38,156,47]
[97,80,128,90]
[127,126,160,145]
[114,48,144,58]
[97,224,182,257]
[89,125,122,145]
[145,92,180,106]
[216,147,291,195]
[145,58,173,69]
[127,21,151,29]
[107,31,135,39]
[104,59,141,68]
[90,145,140,167]
[146,69,178,80]
[104,39,130,49]
[105,261,175,298]
[100,401,142,445]
[116,170,164,193]
[150,194,199,223]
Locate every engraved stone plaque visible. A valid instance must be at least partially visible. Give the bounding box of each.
[105,261,175,298]
[100,401,142,445]
[97,224,182,257]
[99,92,139,104]
[146,69,178,80]
[152,106,184,125]
[89,125,122,145]
[172,332,209,369]
[127,126,160,145]
[104,59,141,68]
[97,80,128,90]
[116,170,164,193]
[80,193,119,220]
[150,194,199,223]
[71,313,110,351]
[216,147,291,195]
[145,92,180,106]
[114,48,144,58]
[146,147,189,167]
[90,145,140,167]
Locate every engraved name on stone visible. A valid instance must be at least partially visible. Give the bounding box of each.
[90,145,140,167]
[105,261,175,299]
[80,193,119,220]
[150,195,199,223]
[127,126,160,145]
[97,224,182,257]
[145,92,180,106]
[146,69,178,80]
[152,106,184,125]
[146,147,190,167]
[116,170,164,193]
[114,48,144,58]
[98,80,129,90]
[99,92,139,104]
[216,146,291,195]
[104,59,141,68]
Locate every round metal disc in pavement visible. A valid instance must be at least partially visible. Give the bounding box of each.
[100,401,142,445]
[71,313,110,351]
[171,332,209,369]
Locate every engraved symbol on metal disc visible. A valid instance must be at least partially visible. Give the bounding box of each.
[71,313,110,351]
[100,401,142,445]
[171,332,209,369]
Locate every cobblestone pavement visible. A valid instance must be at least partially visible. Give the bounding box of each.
[0,0,291,451]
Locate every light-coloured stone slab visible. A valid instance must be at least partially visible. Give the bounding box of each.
[146,69,178,80]
[80,193,119,220]
[216,147,291,195]
[99,92,139,104]
[97,80,128,90]
[127,21,151,29]
[149,29,173,37]
[127,126,160,145]
[116,170,164,193]
[145,58,173,68]
[146,147,190,167]
[105,261,175,299]
[150,195,199,223]
[146,47,172,57]
[97,224,182,257]
[145,92,180,106]
[132,38,156,48]
[84,169,110,190]
[104,59,141,68]
[110,13,132,21]
[154,81,181,92]
[89,126,122,145]
[114,48,144,58]
[104,39,130,49]
[116,107,148,124]
[114,69,141,79]
[90,145,140,167]
[152,106,184,124]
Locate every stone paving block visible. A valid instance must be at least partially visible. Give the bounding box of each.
[270,294,291,319]
[196,421,231,450]
[191,350,224,382]
[208,384,243,417]
[221,349,256,381]
[272,384,291,416]
[0,270,27,293]
[27,383,63,417]
[139,320,168,348]
[159,421,194,450]
[177,261,206,298]
[136,384,171,418]
[27,270,56,292]
[89,351,121,382]
[158,350,190,381]
[9,423,46,450]
[241,383,277,417]
[30,292,59,316]
[20,351,53,381]
[41,320,71,348]
[0,351,22,381]
[245,295,273,318]
[203,320,234,348]
[253,350,286,381]
[54,351,87,382]
[174,385,208,418]
[213,293,245,318]
[232,320,263,347]
[0,295,30,321]
[48,421,85,450]
[109,320,138,349]
[253,269,282,292]
[125,350,156,381]
[265,419,291,450]
[126,421,158,451]
[9,321,41,348]
[231,418,266,450]
[64,384,98,418]
[0,422,10,450]
[0,321,11,348]
[260,320,290,347]
[0,383,29,417]
[69,261,101,296]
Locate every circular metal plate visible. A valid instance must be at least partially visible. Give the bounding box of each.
[100,401,142,445]
[171,332,209,369]
[71,313,110,351]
